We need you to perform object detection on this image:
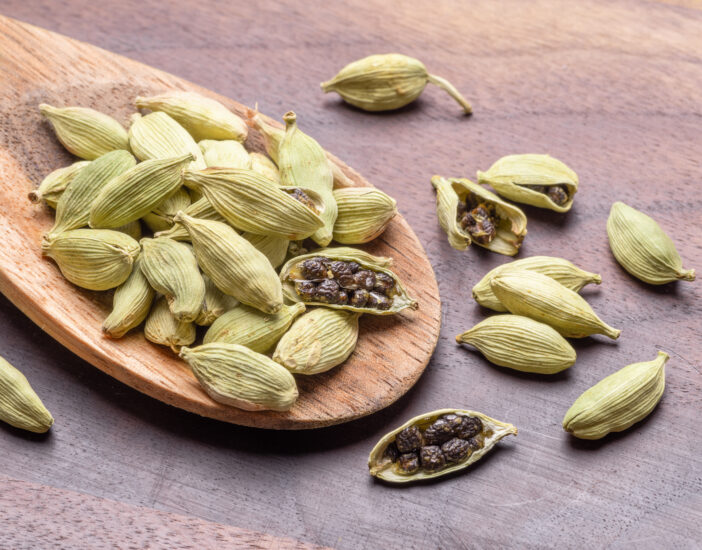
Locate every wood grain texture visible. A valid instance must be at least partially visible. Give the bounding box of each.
[0,0,701,549]
[0,16,440,429]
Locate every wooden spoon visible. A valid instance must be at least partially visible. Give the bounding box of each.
[0,15,441,429]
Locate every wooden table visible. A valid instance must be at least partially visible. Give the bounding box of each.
[1,1,701,548]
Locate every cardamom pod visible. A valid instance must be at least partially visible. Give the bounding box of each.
[195,275,240,326]
[90,154,193,228]
[0,355,54,433]
[242,232,289,269]
[472,256,602,312]
[249,152,280,183]
[477,154,578,212]
[279,247,417,315]
[173,213,284,314]
[29,160,90,208]
[128,112,205,169]
[204,302,305,352]
[563,351,668,439]
[39,103,129,159]
[182,167,325,240]
[368,409,516,483]
[136,91,248,142]
[273,308,360,375]
[199,139,251,169]
[180,343,298,411]
[490,270,621,339]
[140,237,205,323]
[456,315,576,374]
[142,187,192,233]
[431,175,527,256]
[102,255,155,338]
[144,297,196,352]
[607,202,695,285]
[50,150,136,235]
[41,229,139,290]
[154,197,227,241]
[332,187,397,244]
[115,220,143,241]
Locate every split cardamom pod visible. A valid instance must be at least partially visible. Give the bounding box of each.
[490,270,621,339]
[242,232,290,269]
[142,187,192,234]
[456,315,576,374]
[607,202,695,285]
[321,54,472,114]
[332,187,397,244]
[128,112,205,169]
[368,409,516,483]
[180,343,298,411]
[249,152,280,183]
[144,297,196,352]
[431,175,527,256]
[102,255,155,338]
[199,139,251,169]
[477,154,578,212]
[29,160,90,208]
[0,355,54,433]
[563,351,668,439]
[195,275,240,327]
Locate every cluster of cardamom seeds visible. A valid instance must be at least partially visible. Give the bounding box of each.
[28,91,418,420]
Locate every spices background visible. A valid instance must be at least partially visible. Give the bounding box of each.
[1,0,701,548]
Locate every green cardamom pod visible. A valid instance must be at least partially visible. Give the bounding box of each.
[115,220,143,241]
[195,275,240,327]
[472,256,602,312]
[273,308,360,375]
[142,187,192,234]
[102,255,155,338]
[144,297,196,352]
[154,197,226,241]
[456,315,576,374]
[607,202,695,284]
[199,139,251,169]
[490,270,620,339]
[128,112,205,169]
[29,160,91,208]
[39,103,129,159]
[180,343,298,411]
[242,232,289,269]
[431,175,527,256]
[332,187,397,244]
[0,355,54,433]
[477,154,578,212]
[249,152,280,183]
[563,351,668,439]
[41,229,139,290]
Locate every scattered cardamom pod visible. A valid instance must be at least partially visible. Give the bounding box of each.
[477,154,578,212]
[242,232,290,269]
[332,187,397,244]
[29,160,90,208]
[144,297,196,352]
[0,355,54,433]
[142,187,192,234]
[128,112,205,169]
[607,201,695,285]
[472,256,602,312]
[199,139,251,169]
[102,255,155,338]
[273,308,360,375]
[39,103,129,159]
[154,196,226,241]
[563,351,668,440]
[249,152,280,183]
[431,175,527,256]
[456,315,576,374]
[490,270,621,339]
[195,275,240,326]
[180,343,298,411]
[368,409,516,483]
[321,54,472,114]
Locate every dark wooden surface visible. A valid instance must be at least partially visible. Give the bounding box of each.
[1,1,701,549]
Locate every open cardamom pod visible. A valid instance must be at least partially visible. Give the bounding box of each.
[144,297,196,352]
[29,160,90,208]
[102,255,155,338]
[332,187,397,244]
[0,355,54,433]
[142,187,192,234]
[199,139,251,169]
[128,111,205,169]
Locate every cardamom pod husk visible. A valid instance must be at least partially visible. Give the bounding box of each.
[249,152,280,183]
[607,201,695,285]
[242,232,289,269]
[0,355,54,433]
[154,197,226,241]
[142,187,192,233]
[180,343,298,411]
[102,255,155,338]
[29,160,91,208]
[195,275,240,326]
[199,139,251,169]
[128,112,205,169]
[332,187,397,244]
[490,270,621,339]
[144,297,196,352]
[368,409,516,483]
[456,315,576,374]
[563,351,668,440]
[477,154,578,212]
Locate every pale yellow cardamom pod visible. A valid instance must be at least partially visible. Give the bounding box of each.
[102,255,155,338]
[144,297,196,352]
[242,232,289,269]
[128,112,205,169]
[29,160,91,208]
[332,187,397,244]
[114,220,143,241]
[0,355,54,433]
[195,275,240,327]
[249,152,280,183]
[154,197,227,241]
[199,139,251,169]
[142,187,192,234]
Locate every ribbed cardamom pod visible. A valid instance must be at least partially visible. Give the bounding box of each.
[182,167,325,240]
[128,112,205,169]
[142,187,192,233]
[41,229,139,290]
[563,351,668,439]
[136,91,248,142]
[115,220,143,241]
[39,103,129,159]
[273,308,360,375]
[431,175,527,256]
[154,197,227,241]
[90,154,193,228]
[49,150,136,235]
[29,160,91,208]
[173,213,284,314]
[607,202,695,285]
[477,154,578,212]
[199,139,250,169]
[242,232,289,269]
[102,255,155,338]
[332,187,397,244]
[204,302,306,352]
[368,409,516,484]
[0,355,54,433]
[140,237,205,323]
[472,256,602,312]
[144,297,196,352]
[456,315,576,374]
[321,54,472,114]
[195,275,240,327]
[491,270,621,339]
[249,152,280,183]
[180,343,298,411]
